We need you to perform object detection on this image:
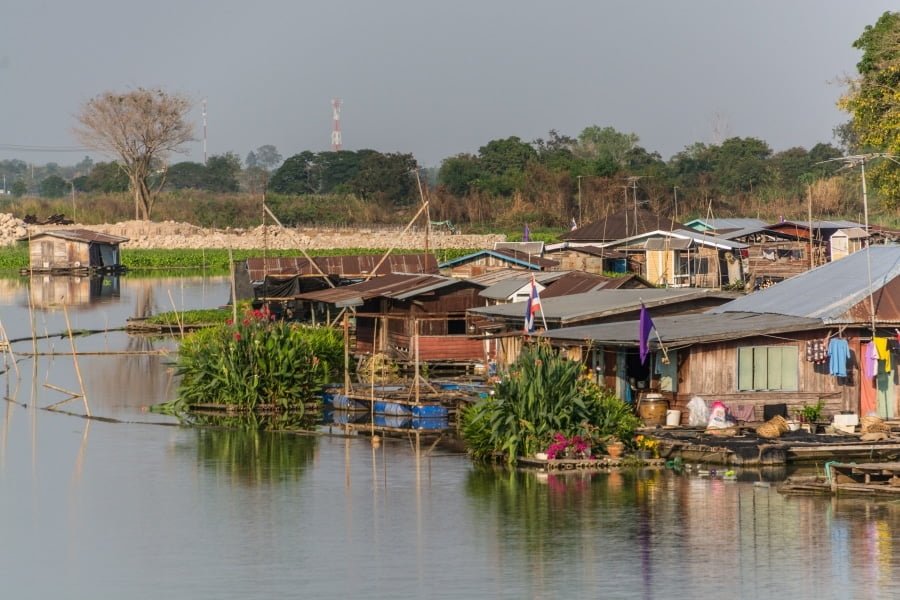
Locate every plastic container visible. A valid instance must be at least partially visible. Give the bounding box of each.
[666,409,681,426]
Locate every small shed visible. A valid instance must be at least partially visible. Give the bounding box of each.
[21,229,129,273]
[829,227,869,261]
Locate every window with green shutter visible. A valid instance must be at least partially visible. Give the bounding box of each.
[737,345,799,391]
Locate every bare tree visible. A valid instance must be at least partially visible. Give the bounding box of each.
[74,88,194,220]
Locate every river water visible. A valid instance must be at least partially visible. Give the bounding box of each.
[0,274,899,599]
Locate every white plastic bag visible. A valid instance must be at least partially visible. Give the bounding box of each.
[686,396,709,427]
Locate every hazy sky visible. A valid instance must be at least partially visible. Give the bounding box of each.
[1,1,895,168]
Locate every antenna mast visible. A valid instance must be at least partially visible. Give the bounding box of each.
[331,98,343,151]
[201,98,208,165]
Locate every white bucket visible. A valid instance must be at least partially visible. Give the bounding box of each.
[666,409,681,426]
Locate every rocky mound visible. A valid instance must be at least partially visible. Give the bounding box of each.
[7,216,504,250]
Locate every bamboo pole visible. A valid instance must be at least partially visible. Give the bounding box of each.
[167,289,185,339]
[229,247,238,324]
[262,203,336,288]
[62,304,90,417]
[364,201,430,281]
[414,318,420,405]
[343,311,350,395]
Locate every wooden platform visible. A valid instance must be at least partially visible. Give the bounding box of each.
[517,456,666,472]
[778,462,900,497]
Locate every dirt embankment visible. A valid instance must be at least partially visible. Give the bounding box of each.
[1,216,505,250]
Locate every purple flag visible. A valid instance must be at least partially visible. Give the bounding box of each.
[523,223,531,242]
[638,303,655,365]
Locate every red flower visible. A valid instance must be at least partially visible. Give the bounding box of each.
[234,332,242,341]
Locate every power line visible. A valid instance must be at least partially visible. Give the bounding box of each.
[0,143,91,153]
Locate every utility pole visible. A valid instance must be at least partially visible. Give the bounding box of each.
[673,186,678,222]
[577,175,582,226]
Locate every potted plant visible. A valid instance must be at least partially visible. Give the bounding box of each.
[798,401,825,433]
[634,434,659,460]
[605,436,624,458]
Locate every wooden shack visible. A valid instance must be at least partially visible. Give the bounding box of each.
[21,229,128,274]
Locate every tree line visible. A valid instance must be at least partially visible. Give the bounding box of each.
[1,11,896,226]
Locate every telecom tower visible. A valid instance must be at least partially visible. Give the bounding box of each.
[202,98,208,164]
[331,98,342,151]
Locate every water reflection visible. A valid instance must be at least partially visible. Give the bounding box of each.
[26,274,120,309]
[182,427,317,486]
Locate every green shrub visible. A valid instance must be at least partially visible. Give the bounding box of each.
[165,306,343,414]
[461,341,639,465]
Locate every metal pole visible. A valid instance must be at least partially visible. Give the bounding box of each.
[861,159,876,334]
[673,186,678,222]
[577,175,582,226]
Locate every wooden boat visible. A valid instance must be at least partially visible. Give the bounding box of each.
[778,462,900,497]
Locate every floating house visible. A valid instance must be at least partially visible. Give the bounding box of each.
[562,208,685,244]
[600,229,748,288]
[541,246,900,422]
[234,254,439,317]
[20,229,128,274]
[542,244,635,275]
[468,288,736,366]
[294,273,488,363]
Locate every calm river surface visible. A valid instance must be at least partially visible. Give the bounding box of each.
[1,274,899,599]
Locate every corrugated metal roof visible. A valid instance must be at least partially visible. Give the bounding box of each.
[645,238,692,250]
[469,288,736,325]
[775,220,866,230]
[544,244,627,259]
[541,272,648,298]
[714,226,800,241]
[246,254,438,281]
[542,311,825,346]
[294,273,470,305]
[711,245,900,323]
[23,229,129,245]
[562,208,685,242]
[606,229,747,251]
[438,249,558,270]
[832,227,869,239]
[493,241,545,255]
[684,218,767,231]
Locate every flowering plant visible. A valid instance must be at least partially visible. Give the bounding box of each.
[634,435,659,454]
[546,433,592,460]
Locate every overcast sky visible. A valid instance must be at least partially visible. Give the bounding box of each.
[0,1,895,168]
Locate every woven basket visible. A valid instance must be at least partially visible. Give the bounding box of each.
[705,426,739,437]
[861,415,887,434]
[756,422,781,439]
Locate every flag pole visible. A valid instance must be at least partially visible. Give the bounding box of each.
[534,274,547,331]
[639,298,669,363]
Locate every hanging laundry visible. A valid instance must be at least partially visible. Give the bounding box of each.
[863,341,878,379]
[805,339,827,363]
[828,337,850,378]
[874,337,892,372]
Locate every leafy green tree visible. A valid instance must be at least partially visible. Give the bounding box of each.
[839,11,900,206]
[11,180,27,197]
[39,175,68,198]
[475,136,537,196]
[204,152,242,192]
[81,161,129,193]
[268,151,317,194]
[576,125,639,168]
[166,162,208,189]
[438,153,482,196]
[710,137,773,194]
[253,145,283,171]
[350,152,418,206]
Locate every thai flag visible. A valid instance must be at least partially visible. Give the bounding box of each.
[524,276,542,334]
[523,223,531,242]
[570,217,577,231]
